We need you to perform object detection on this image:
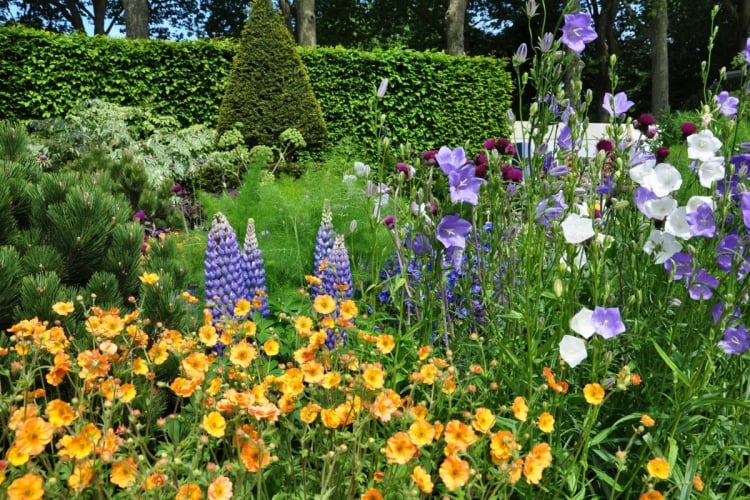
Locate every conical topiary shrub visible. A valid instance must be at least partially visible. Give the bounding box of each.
[216,0,327,150]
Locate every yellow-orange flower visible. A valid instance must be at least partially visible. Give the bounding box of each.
[198,325,219,347]
[376,334,395,354]
[641,414,656,427]
[15,416,54,456]
[58,431,95,459]
[202,411,226,438]
[240,439,271,472]
[52,301,75,316]
[360,488,383,500]
[362,363,386,390]
[7,472,44,500]
[490,430,518,464]
[7,444,29,466]
[148,342,169,365]
[408,419,435,447]
[294,316,313,336]
[301,360,325,384]
[313,294,336,315]
[538,412,555,433]
[693,474,704,492]
[139,272,159,285]
[132,357,149,376]
[639,491,665,500]
[339,299,359,320]
[320,408,341,429]
[182,352,210,379]
[119,383,136,403]
[647,457,670,480]
[234,298,251,317]
[263,338,280,356]
[229,341,257,368]
[321,371,341,389]
[444,420,477,452]
[418,364,438,385]
[384,431,417,464]
[371,389,401,423]
[542,366,569,393]
[512,396,528,422]
[300,402,321,424]
[46,399,76,427]
[439,454,470,491]
[68,459,94,491]
[472,408,496,434]
[46,352,71,386]
[171,377,199,398]
[176,483,203,500]
[207,476,233,500]
[110,457,138,488]
[583,383,605,405]
[77,349,111,380]
[411,465,434,494]
[523,442,553,484]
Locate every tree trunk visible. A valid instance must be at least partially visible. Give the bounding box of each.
[122,0,149,39]
[278,0,295,39]
[92,0,107,34]
[722,0,750,51]
[62,0,87,33]
[651,0,669,117]
[445,0,468,56]
[593,0,620,121]
[297,0,315,46]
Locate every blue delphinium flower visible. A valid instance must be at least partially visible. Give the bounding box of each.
[205,212,245,321]
[241,218,270,318]
[322,234,353,299]
[312,200,335,297]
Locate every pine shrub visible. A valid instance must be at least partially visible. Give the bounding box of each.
[216,0,327,151]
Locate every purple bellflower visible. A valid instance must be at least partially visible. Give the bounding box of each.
[561,13,598,54]
[719,324,749,355]
[688,269,719,300]
[449,165,485,205]
[664,252,693,282]
[686,203,716,237]
[591,307,626,338]
[716,91,739,116]
[436,146,468,175]
[602,92,634,118]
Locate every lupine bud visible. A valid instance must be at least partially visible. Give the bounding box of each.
[241,218,270,317]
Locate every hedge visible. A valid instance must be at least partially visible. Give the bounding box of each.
[0,26,513,150]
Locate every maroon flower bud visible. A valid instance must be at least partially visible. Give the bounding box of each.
[422,150,437,165]
[656,147,670,163]
[596,139,615,152]
[475,164,488,178]
[680,122,697,140]
[382,215,395,228]
[483,138,496,150]
[500,165,523,182]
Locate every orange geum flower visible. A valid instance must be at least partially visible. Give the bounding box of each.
[538,412,555,433]
[15,416,54,456]
[176,483,202,500]
[77,349,111,380]
[361,488,383,500]
[132,357,149,376]
[362,363,386,390]
[182,352,211,379]
[439,454,470,491]
[203,411,227,438]
[96,428,121,462]
[208,476,233,500]
[110,457,138,488]
[8,405,39,431]
[7,472,44,500]
[693,474,704,492]
[171,377,199,398]
[304,274,322,285]
[441,378,457,394]
[46,399,76,427]
[512,396,528,422]
[278,394,297,414]
[523,442,553,484]
[335,400,357,426]
[408,418,435,447]
[58,432,95,460]
[472,408,496,434]
[444,420,477,452]
[313,294,337,315]
[294,316,314,336]
[417,345,432,360]
[321,371,341,389]
[234,298,252,317]
[641,414,656,427]
[300,402,321,424]
[490,430,518,464]
[229,341,257,369]
[148,342,169,365]
[52,301,75,316]
[199,324,219,347]
[375,334,395,354]
[302,360,325,384]
[240,438,271,472]
[144,472,168,490]
[639,491,665,500]
[418,364,438,385]
[100,314,125,338]
[542,367,569,393]
[68,459,94,491]
[384,431,417,464]
[247,402,281,423]
[411,465,434,494]
[139,272,159,285]
[583,383,606,405]
[320,408,341,429]
[339,299,358,320]
[647,457,670,480]
[293,345,316,365]
[371,389,401,423]
[263,338,280,356]
[118,383,136,403]
[6,444,30,466]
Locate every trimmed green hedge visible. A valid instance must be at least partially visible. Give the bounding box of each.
[0,26,513,150]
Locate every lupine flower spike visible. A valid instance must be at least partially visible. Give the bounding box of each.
[323,234,353,300]
[312,200,335,298]
[205,212,245,321]
[241,218,270,317]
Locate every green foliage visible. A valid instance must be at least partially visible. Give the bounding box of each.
[0,26,514,155]
[216,0,327,152]
[0,246,22,325]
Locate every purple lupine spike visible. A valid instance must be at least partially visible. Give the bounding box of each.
[323,234,353,299]
[205,212,245,321]
[312,200,335,297]
[241,218,270,317]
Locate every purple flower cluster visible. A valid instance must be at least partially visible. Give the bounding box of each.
[204,212,246,320]
[322,235,354,300]
[312,200,335,298]
[241,219,270,317]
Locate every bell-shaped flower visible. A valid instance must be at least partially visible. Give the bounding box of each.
[686,203,716,237]
[559,335,588,368]
[697,157,725,188]
[436,146,468,175]
[664,206,691,239]
[686,196,716,213]
[436,215,472,250]
[687,129,722,161]
[570,307,595,339]
[688,269,718,300]
[602,91,634,118]
[629,158,656,185]
[718,324,750,355]
[646,163,682,197]
[449,166,485,205]
[643,229,682,264]
[591,307,626,338]
[642,196,677,220]
[561,213,595,244]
